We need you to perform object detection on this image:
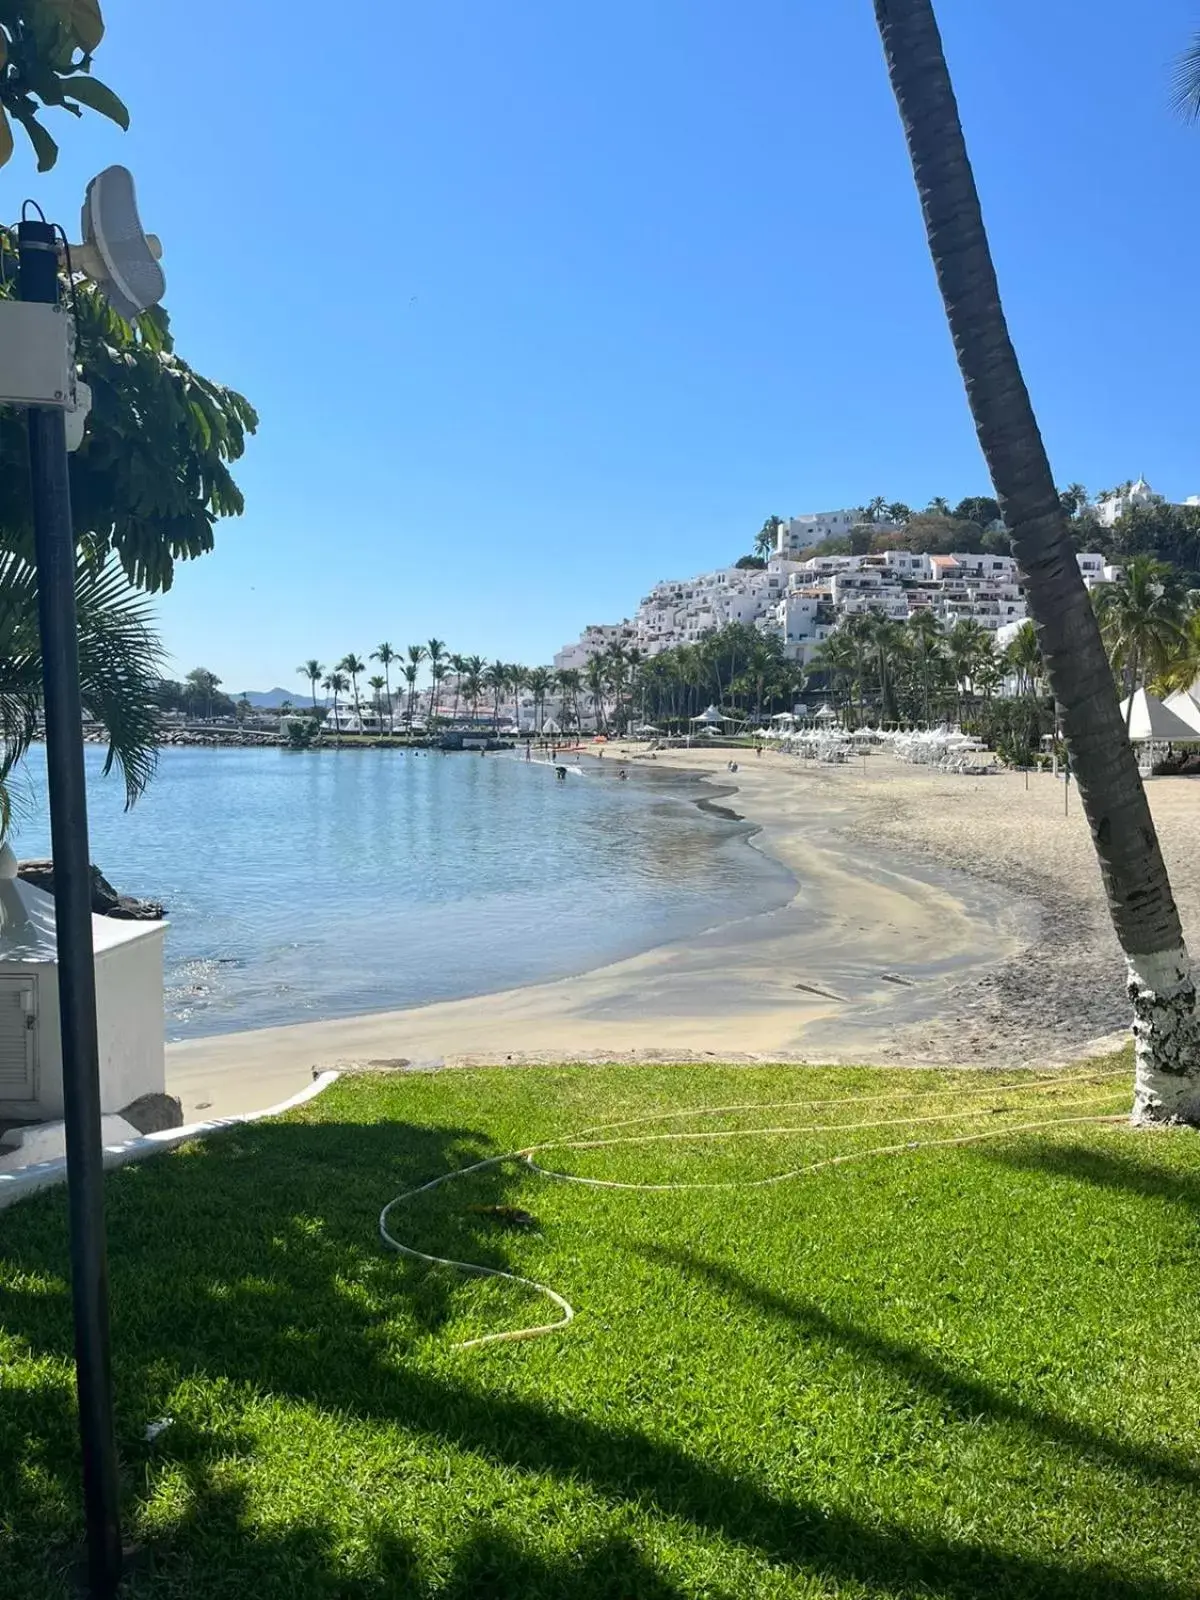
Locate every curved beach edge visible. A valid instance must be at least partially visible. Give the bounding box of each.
[0,1070,341,1213]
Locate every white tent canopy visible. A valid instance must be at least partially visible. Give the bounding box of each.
[1117,688,1200,743]
[1163,689,1200,735]
[690,705,728,725]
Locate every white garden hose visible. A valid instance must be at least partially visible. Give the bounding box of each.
[378,1068,1129,1351]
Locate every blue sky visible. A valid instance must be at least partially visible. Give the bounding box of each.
[18,0,1200,690]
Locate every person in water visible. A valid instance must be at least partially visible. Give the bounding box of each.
[555,765,567,781]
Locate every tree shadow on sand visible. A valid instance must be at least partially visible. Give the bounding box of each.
[2,1116,1195,1599]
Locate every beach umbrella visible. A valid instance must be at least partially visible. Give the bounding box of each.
[634,723,661,735]
[1163,689,1200,736]
[541,718,561,735]
[690,704,728,725]
[1116,689,1198,743]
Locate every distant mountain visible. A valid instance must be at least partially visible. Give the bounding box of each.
[238,688,301,708]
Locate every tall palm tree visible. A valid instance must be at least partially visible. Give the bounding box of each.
[526,667,553,733]
[367,674,386,731]
[944,618,991,721]
[297,658,324,711]
[458,655,485,725]
[483,660,508,731]
[508,664,530,732]
[875,0,1197,1121]
[556,667,582,733]
[426,639,447,726]
[404,644,428,728]
[321,670,348,738]
[905,610,944,725]
[371,643,396,731]
[1004,620,1043,699]
[926,496,951,516]
[448,654,466,725]
[812,631,857,721]
[338,653,365,724]
[585,655,608,734]
[603,643,630,734]
[1094,556,1186,729]
[755,515,783,558]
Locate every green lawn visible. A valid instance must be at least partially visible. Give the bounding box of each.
[3,1054,1200,1598]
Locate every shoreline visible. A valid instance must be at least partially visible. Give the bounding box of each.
[166,748,1093,1120]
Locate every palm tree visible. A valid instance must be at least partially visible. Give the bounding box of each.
[1004,619,1043,698]
[321,670,348,737]
[755,515,783,558]
[527,667,553,734]
[368,674,386,732]
[508,664,530,732]
[1094,556,1186,729]
[483,660,508,731]
[0,552,162,832]
[585,655,608,734]
[297,658,324,712]
[812,631,857,721]
[447,654,466,726]
[876,0,1197,1122]
[371,644,396,731]
[905,609,944,725]
[926,496,951,516]
[186,666,222,721]
[861,495,888,523]
[556,667,583,733]
[402,644,427,729]
[1155,605,1200,697]
[457,655,485,724]
[338,653,365,724]
[426,639,447,726]
[603,643,630,734]
[944,618,991,721]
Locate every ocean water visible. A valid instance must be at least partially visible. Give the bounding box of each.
[8,746,794,1040]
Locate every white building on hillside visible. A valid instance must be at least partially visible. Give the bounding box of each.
[553,622,636,673]
[776,509,864,556]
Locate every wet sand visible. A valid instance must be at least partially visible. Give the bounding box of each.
[165,745,1098,1120]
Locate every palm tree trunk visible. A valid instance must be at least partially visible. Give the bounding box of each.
[876,0,1197,1123]
[1125,652,1139,733]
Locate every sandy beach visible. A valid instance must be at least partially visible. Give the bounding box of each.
[166,744,1200,1119]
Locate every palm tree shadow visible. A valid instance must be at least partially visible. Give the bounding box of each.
[637,1242,1200,1493]
[3,1119,1197,1599]
[975,1139,1200,1217]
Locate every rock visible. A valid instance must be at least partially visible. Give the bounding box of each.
[17,860,165,920]
[118,1093,184,1135]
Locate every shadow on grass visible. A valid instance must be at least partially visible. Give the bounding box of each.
[977,1138,1200,1216]
[640,1242,1200,1491]
[2,1116,1195,1599]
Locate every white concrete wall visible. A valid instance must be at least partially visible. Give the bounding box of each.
[1,927,166,1119]
[96,929,166,1113]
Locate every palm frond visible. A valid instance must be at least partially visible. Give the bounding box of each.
[0,548,163,825]
[1171,34,1200,122]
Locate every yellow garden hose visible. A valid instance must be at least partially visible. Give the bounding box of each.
[378,1068,1129,1351]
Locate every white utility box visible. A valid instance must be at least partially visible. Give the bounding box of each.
[0,300,76,408]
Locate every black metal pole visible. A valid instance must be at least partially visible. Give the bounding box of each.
[18,218,123,1598]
